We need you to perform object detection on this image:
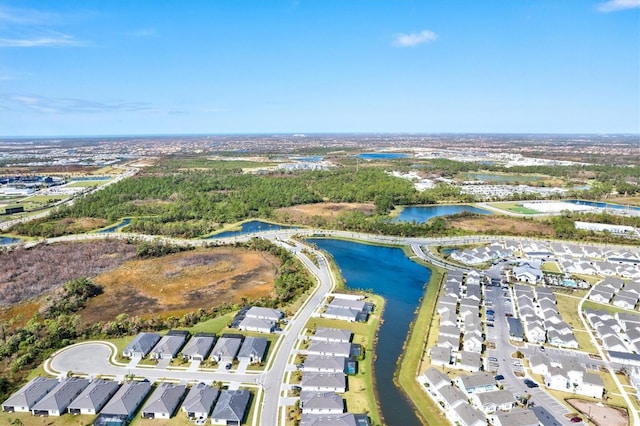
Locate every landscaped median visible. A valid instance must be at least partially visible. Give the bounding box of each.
[395,257,448,425]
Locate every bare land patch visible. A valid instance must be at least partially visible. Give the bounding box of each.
[275,202,375,223]
[567,398,628,426]
[82,247,278,323]
[446,216,553,236]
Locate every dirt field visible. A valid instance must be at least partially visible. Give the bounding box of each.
[81,247,278,323]
[568,398,628,426]
[447,216,553,236]
[275,202,375,223]
[607,197,640,207]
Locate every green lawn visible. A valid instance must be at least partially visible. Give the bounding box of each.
[582,300,640,317]
[553,292,597,353]
[65,180,110,187]
[487,202,541,214]
[396,260,448,426]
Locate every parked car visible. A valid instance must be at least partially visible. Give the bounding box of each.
[494,375,505,380]
[487,309,495,315]
[570,417,583,423]
[524,379,539,388]
[539,346,545,352]
[291,385,302,391]
[488,356,498,362]
[225,363,232,370]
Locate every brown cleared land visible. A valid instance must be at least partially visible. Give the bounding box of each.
[275,202,375,223]
[447,216,554,236]
[607,196,640,207]
[567,399,628,426]
[82,247,278,323]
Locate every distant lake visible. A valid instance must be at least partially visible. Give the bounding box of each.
[308,238,430,426]
[358,153,408,160]
[394,204,492,222]
[0,236,20,245]
[206,220,297,239]
[565,199,640,212]
[292,156,323,162]
[98,218,131,233]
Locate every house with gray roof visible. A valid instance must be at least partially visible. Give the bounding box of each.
[453,401,487,426]
[507,317,524,341]
[238,317,275,333]
[457,351,482,373]
[613,291,639,310]
[590,287,614,304]
[150,331,189,360]
[211,389,250,426]
[99,380,152,421]
[471,390,515,413]
[122,332,161,359]
[456,372,497,394]
[67,379,120,415]
[436,384,467,409]
[429,346,452,367]
[141,382,186,419]
[181,383,219,420]
[307,341,352,358]
[210,337,242,364]
[312,328,353,343]
[494,408,540,426]
[1,376,58,413]
[436,335,460,351]
[300,391,344,414]
[302,355,347,373]
[300,413,370,426]
[440,325,461,339]
[245,306,283,321]
[513,264,543,284]
[238,336,268,364]
[421,367,450,390]
[31,377,90,416]
[181,334,216,361]
[322,306,360,322]
[301,372,347,393]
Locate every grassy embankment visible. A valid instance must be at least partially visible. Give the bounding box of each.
[395,248,448,426]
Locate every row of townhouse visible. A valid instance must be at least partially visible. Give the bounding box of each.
[432,271,485,372]
[528,354,604,399]
[297,327,370,426]
[584,309,640,354]
[123,331,269,365]
[588,277,640,311]
[451,238,640,279]
[514,285,578,349]
[1,377,251,425]
[320,294,374,323]
[235,306,284,333]
[420,368,540,426]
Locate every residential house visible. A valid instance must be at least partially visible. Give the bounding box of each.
[494,408,540,426]
[122,332,161,359]
[613,291,639,310]
[581,373,604,399]
[453,401,487,426]
[149,330,189,360]
[507,317,524,341]
[525,320,546,343]
[322,306,360,322]
[141,383,186,419]
[471,390,515,413]
[238,317,275,333]
[463,332,483,354]
[436,335,460,351]
[429,346,452,367]
[307,341,352,358]
[421,367,450,390]
[544,367,571,392]
[67,379,119,415]
[237,337,268,364]
[300,413,370,426]
[98,380,152,424]
[210,337,242,364]
[181,333,216,361]
[1,376,58,413]
[302,356,347,373]
[301,373,347,393]
[245,306,283,321]
[436,384,468,409]
[547,330,579,349]
[456,372,497,394]
[31,377,90,417]
[513,264,543,284]
[311,328,352,343]
[440,325,461,339]
[457,351,482,373]
[210,389,251,426]
[602,335,628,352]
[181,383,219,420]
[300,391,344,414]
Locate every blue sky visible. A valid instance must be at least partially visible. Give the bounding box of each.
[1,0,639,136]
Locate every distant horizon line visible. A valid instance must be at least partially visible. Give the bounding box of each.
[1,131,639,139]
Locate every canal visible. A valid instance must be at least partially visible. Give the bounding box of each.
[308,238,432,426]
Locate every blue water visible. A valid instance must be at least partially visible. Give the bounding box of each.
[565,199,640,212]
[395,204,492,222]
[358,153,408,160]
[293,156,323,162]
[98,218,131,233]
[0,236,20,245]
[206,220,297,239]
[308,238,431,426]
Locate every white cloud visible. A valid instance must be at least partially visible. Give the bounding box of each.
[0,33,85,48]
[6,94,153,114]
[597,0,640,12]
[393,30,437,47]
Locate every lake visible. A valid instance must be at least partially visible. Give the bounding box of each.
[98,218,131,233]
[394,204,492,222]
[308,238,431,426]
[565,199,640,212]
[0,236,20,245]
[358,153,408,160]
[206,220,297,239]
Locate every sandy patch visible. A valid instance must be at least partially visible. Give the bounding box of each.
[567,398,628,426]
[447,216,553,236]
